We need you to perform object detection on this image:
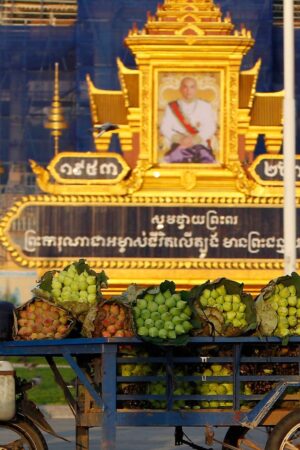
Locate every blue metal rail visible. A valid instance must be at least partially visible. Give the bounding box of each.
[0,336,300,450]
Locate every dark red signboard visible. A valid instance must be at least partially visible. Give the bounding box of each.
[7,204,292,260]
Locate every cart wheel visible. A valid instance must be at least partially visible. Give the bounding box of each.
[265,408,300,450]
[0,415,48,450]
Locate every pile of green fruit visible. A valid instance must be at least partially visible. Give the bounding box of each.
[147,368,193,410]
[256,274,300,338]
[51,264,98,305]
[194,364,233,409]
[34,259,108,321]
[133,285,193,340]
[270,284,300,337]
[190,279,256,337]
[198,286,247,330]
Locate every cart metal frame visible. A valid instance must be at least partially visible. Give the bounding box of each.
[1,336,300,450]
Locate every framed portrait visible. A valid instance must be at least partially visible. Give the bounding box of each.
[156,71,221,165]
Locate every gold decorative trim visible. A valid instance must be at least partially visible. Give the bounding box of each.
[248,154,300,186]
[227,161,256,195]
[0,193,292,206]
[181,170,197,190]
[45,152,130,185]
[175,24,205,36]
[29,160,130,195]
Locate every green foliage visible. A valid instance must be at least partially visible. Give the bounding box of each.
[7,357,75,405]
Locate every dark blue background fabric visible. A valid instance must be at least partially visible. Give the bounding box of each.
[0,0,293,164]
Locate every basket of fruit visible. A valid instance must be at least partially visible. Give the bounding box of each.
[81,297,135,338]
[132,281,193,345]
[255,272,300,339]
[189,278,256,337]
[15,298,75,340]
[33,259,108,322]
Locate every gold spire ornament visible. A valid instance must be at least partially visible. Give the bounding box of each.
[44,62,68,155]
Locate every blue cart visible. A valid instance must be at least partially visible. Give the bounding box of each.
[1,336,300,450]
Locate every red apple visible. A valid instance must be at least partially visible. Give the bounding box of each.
[110,304,120,316]
[41,302,50,311]
[115,320,125,329]
[115,330,125,337]
[19,310,28,319]
[107,325,116,334]
[18,319,27,327]
[102,331,111,338]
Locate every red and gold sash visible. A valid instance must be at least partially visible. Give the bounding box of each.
[169,101,198,135]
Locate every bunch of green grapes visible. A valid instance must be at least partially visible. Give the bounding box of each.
[133,290,193,339]
[51,263,97,305]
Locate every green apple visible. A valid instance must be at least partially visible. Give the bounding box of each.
[137,299,147,310]
[138,326,149,336]
[200,297,208,307]
[288,285,296,296]
[232,318,241,328]
[289,307,297,316]
[151,312,161,321]
[202,289,211,299]
[216,285,226,296]
[226,311,236,321]
[223,302,232,312]
[52,280,62,290]
[210,290,218,299]
[278,306,288,316]
[278,297,288,307]
[148,302,158,312]
[288,316,297,327]
[154,292,165,304]
[144,318,154,327]
[86,275,96,285]
[288,296,297,306]
[87,285,96,294]
[279,287,290,299]
[148,327,159,337]
[87,293,96,302]
[136,318,144,327]
[232,295,241,304]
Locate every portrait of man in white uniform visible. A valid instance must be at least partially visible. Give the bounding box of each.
[159,75,218,164]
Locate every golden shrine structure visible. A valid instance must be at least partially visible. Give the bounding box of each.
[1,0,297,295]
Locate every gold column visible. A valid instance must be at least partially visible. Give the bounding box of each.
[264,129,283,154]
